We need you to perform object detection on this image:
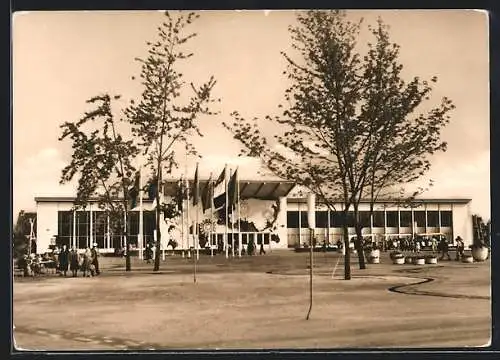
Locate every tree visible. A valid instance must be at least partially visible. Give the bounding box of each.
[124,11,218,271]
[59,94,139,271]
[224,10,454,279]
[13,210,36,260]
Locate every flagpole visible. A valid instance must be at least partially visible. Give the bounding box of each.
[209,172,214,257]
[139,167,143,260]
[225,166,229,259]
[180,176,185,255]
[237,169,241,258]
[195,163,200,261]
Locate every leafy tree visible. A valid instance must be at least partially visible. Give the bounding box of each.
[13,210,36,260]
[59,94,139,271]
[124,11,218,271]
[224,10,454,279]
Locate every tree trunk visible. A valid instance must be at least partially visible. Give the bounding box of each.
[355,223,366,270]
[125,240,131,271]
[154,205,161,271]
[343,211,351,280]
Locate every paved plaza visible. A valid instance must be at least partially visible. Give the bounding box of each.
[13,250,490,350]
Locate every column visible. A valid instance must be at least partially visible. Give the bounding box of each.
[424,203,428,235]
[298,203,302,247]
[72,209,76,249]
[370,211,374,243]
[327,207,331,245]
[397,204,401,236]
[106,213,110,250]
[90,204,94,247]
[438,203,441,233]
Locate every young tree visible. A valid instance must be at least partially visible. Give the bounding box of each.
[13,210,36,260]
[59,94,139,271]
[224,10,454,279]
[124,11,218,271]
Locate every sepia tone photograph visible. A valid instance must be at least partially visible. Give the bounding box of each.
[12,9,490,350]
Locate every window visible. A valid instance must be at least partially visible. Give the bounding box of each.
[57,211,73,247]
[315,211,328,228]
[373,211,385,227]
[76,211,89,248]
[300,211,309,228]
[400,211,412,227]
[440,211,453,227]
[330,212,343,227]
[427,211,439,227]
[359,211,371,228]
[92,211,107,248]
[287,211,299,228]
[414,211,426,227]
[128,212,139,246]
[386,211,398,227]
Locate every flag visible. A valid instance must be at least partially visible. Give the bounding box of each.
[228,168,238,209]
[147,176,158,200]
[201,174,213,212]
[128,171,140,209]
[176,177,185,212]
[192,163,199,206]
[213,166,226,209]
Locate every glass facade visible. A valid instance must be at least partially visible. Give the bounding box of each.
[57,209,156,249]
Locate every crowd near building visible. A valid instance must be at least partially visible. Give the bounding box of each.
[33,176,473,254]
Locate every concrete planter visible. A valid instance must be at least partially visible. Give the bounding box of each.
[413,257,425,265]
[425,256,438,264]
[368,256,380,264]
[471,247,488,262]
[462,255,474,263]
[393,257,405,265]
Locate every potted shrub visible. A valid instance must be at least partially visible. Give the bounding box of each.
[405,255,414,264]
[367,244,380,264]
[471,215,490,262]
[391,251,405,265]
[425,254,438,264]
[462,253,474,263]
[413,254,425,265]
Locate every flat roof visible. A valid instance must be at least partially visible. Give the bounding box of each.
[287,197,472,204]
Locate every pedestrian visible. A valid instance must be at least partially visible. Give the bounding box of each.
[59,245,69,276]
[81,247,93,277]
[438,237,451,261]
[259,242,266,255]
[455,236,465,261]
[53,246,60,275]
[69,246,80,277]
[91,243,100,275]
[431,236,438,253]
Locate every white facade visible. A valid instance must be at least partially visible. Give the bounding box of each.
[34,193,473,254]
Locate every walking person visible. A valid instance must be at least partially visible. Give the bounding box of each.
[259,242,266,255]
[58,245,69,277]
[53,246,60,275]
[438,237,451,261]
[69,246,80,277]
[455,236,465,261]
[81,247,93,277]
[91,243,100,276]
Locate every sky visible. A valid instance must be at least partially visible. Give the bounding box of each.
[12,10,490,219]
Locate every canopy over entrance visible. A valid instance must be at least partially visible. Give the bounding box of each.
[162,179,296,200]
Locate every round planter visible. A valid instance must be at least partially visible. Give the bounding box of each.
[393,257,405,265]
[370,249,380,258]
[425,257,438,264]
[471,247,488,262]
[368,256,380,264]
[413,258,425,265]
[462,255,474,263]
[405,256,414,264]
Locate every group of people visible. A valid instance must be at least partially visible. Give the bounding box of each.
[55,244,101,277]
[17,244,101,277]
